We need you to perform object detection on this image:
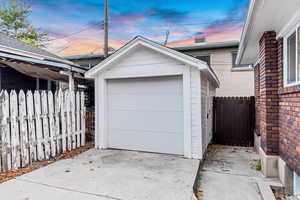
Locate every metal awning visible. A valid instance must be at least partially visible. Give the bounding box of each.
[0,51,88,84]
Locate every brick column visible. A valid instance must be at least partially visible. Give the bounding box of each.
[259,31,279,155]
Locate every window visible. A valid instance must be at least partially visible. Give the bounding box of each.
[232,51,250,68]
[285,27,300,86]
[196,55,210,66]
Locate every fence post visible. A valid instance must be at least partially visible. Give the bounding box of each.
[76,91,81,148]
[27,91,37,162]
[60,90,67,152]
[55,90,61,154]
[10,90,20,169]
[19,90,30,167]
[0,91,10,172]
[81,92,86,146]
[65,91,72,151]
[70,91,76,149]
[34,91,45,161]
[41,91,50,159]
[48,91,56,157]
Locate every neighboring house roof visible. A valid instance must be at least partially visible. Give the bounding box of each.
[64,52,114,60]
[0,32,86,74]
[236,0,300,65]
[85,36,220,87]
[66,40,239,62]
[171,40,239,51]
[0,32,62,60]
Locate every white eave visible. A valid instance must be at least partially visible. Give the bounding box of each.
[85,36,220,87]
[171,40,239,51]
[237,0,300,65]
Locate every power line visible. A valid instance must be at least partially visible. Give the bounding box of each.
[49,23,104,42]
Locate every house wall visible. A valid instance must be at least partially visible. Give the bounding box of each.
[93,46,216,159]
[180,48,254,97]
[255,31,300,178]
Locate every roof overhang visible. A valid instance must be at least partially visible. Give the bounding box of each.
[0,52,86,74]
[0,44,77,66]
[237,0,300,65]
[171,40,239,51]
[85,36,220,87]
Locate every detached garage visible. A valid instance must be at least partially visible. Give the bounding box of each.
[85,36,219,159]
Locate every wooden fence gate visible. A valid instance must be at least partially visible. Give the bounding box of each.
[0,90,86,173]
[213,96,255,147]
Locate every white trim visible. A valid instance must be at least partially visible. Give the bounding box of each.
[183,67,192,158]
[198,72,203,158]
[236,0,256,65]
[96,72,195,158]
[94,77,100,148]
[283,24,300,88]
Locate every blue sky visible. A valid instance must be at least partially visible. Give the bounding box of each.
[23,0,249,55]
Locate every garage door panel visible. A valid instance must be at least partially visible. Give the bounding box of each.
[109,130,183,155]
[107,76,184,155]
[109,110,183,134]
[108,94,183,111]
[107,76,183,95]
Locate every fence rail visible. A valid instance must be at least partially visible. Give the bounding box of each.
[0,89,86,173]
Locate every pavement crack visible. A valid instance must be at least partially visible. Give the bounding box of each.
[16,178,126,200]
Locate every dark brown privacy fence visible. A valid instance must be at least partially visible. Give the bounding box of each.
[213,96,255,147]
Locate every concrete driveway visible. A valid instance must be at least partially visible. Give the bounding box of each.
[0,149,199,200]
[196,145,263,200]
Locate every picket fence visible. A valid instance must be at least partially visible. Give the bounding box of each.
[0,90,86,173]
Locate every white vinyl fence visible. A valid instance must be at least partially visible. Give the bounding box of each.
[0,90,86,173]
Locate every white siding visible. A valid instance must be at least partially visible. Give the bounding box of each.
[200,72,214,154]
[183,48,254,97]
[104,46,185,79]
[190,68,202,159]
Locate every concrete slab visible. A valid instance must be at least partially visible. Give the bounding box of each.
[196,145,264,200]
[0,149,199,200]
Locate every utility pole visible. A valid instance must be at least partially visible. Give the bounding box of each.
[104,0,109,58]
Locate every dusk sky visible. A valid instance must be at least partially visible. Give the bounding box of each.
[25,0,249,56]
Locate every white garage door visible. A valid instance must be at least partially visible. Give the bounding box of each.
[107,76,184,155]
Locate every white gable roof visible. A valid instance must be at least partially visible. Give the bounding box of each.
[85,36,219,86]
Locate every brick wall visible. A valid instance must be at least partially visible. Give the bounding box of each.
[257,33,300,175]
[258,31,280,155]
[255,64,260,135]
[277,38,300,175]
